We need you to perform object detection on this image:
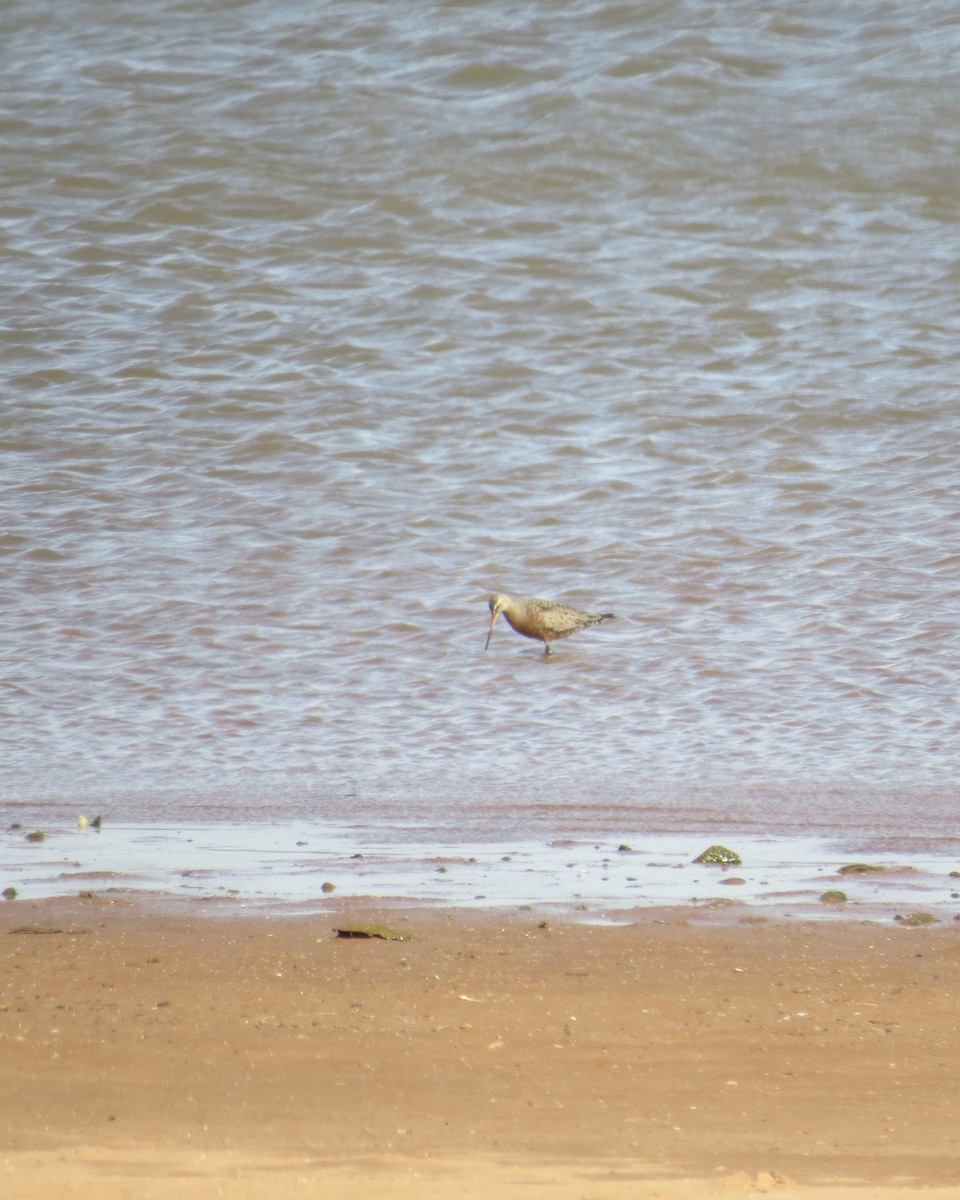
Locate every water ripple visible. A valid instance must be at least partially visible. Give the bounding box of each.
[1,0,959,846]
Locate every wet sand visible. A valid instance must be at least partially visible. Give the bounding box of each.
[2,893,959,1199]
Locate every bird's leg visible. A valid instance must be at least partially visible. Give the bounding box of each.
[542,643,552,656]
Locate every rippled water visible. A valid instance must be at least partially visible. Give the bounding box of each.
[3,0,959,872]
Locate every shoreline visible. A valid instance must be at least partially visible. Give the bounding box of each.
[3,894,959,1198]
[5,819,960,924]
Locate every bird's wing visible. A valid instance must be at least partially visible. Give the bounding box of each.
[538,603,588,634]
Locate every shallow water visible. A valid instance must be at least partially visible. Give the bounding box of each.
[3,820,958,926]
[2,1,960,900]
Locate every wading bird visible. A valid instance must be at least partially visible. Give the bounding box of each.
[484,593,616,656]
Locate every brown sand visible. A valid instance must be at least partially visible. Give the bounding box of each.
[2,894,959,1199]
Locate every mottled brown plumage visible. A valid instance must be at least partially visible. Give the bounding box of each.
[484,593,616,655]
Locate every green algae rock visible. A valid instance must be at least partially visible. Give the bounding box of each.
[820,890,848,904]
[694,845,742,866]
[894,912,939,926]
[838,862,883,875]
[334,923,410,942]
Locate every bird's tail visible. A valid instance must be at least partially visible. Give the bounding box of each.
[591,612,616,625]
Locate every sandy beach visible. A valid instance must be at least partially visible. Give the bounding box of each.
[2,893,959,1199]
